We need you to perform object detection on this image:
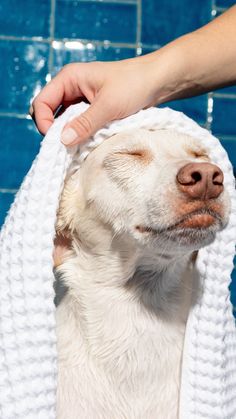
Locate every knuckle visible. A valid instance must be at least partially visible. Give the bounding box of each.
[61,63,73,72]
[72,114,93,136]
[60,62,78,75]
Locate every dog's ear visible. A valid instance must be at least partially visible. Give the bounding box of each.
[56,173,81,238]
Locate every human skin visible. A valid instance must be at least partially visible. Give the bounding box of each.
[31,5,236,147]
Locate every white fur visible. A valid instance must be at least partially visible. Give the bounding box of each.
[55,129,229,419]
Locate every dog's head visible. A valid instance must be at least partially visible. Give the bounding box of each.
[56,128,230,256]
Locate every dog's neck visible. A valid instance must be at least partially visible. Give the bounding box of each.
[56,221,196,373]
[58,222,194,322]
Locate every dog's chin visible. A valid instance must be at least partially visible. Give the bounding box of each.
[163,211,224,247]
[162,224,220,249]
[137,209,227,250]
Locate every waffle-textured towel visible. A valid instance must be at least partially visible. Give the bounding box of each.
[0,103,236,419]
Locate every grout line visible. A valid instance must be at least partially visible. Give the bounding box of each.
[211,0,217,18]
[53,38,162,52]
[213,92,236,99]
[53,38,138,49]
[48,0,56,78]
[0,33,161,52]
[75,0,137,3]
[0,33,162,54]
[206,92,214,132]
[218,135,236,141]
[136,0,142,55]
[0,188,18,193]
[0,112,30,119]
[215,6,227,13]
[0,35,50,43]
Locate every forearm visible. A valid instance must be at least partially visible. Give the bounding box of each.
[144,5,236,104]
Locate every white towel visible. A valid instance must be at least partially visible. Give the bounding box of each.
[0,103,235,419]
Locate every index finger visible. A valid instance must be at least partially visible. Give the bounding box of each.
[31,77,65,134]
[31,71,83,135]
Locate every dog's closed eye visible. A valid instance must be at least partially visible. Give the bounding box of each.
[103,148,153,186]
[185,147,209,161]
[104,148,153,168]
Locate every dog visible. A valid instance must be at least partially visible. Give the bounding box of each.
[54,128,230,419]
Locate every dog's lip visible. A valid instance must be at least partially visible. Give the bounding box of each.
[136,208,223,235]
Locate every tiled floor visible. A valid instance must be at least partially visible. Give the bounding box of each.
[0,0,235,313]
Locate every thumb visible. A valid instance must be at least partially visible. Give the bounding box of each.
[61,98,113,146]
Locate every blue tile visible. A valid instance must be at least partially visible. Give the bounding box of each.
[219,139,236,169]
[0,0,50,37]
[215,85,236,95]
[0,40,49,114]
[0,192,16,227]
[212,97,236,136]
[142,0,211,45]
[159,95,208,127]
[216,0,235,7]
[0,117,42,189]
[141,47,159,55]
[52,42,136,76]
[55,1,137,43]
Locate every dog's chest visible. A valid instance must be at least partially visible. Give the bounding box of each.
[57,290,187,418]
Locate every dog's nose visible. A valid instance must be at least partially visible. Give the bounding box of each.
[176,163,224,200]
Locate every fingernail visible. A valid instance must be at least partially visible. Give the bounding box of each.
[61,128,78,145]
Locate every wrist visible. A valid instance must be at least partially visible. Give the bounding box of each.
[141,33,207,106]
[147,41,193,105]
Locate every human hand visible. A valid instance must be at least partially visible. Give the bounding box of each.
[31,5,236,147]
[31,57,160,146]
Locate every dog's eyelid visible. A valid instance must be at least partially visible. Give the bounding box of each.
[114,149,145,157]
[112,148,154,164]
[185,145,209,160]
[195,154,210,161]
[188,150,209,160]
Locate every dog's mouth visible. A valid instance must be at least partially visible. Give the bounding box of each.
[165,208,223,232]
[136,208,224,235]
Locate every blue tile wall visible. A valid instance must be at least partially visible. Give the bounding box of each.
[212,98,236,137]
[219,139,236,170]
[0,192,16,226]
[217,85,236,95]
[0,0,235,312]
[53,42,136,76]
[0,41,49,113]
[55,1,137,43]
[142,0,211,46]
[216,0,235,7]
[159,95,208,127]
[0,117,42,188]
[0,0,51,38]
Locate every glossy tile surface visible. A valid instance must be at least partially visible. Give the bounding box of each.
[216,85,236,95]
[0,117,42,189]
[160,95,208,127]
[219,139,236,169]
[53,42,136,75]
[212,98,236,136]
[216,0,235,6]
[55,1,137,43]
[142,0,211,45]
[0,192,15,226]
[0,41,49,113]
[0,0,50,37]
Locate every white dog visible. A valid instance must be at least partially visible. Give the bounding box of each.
[55,128,229,419]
